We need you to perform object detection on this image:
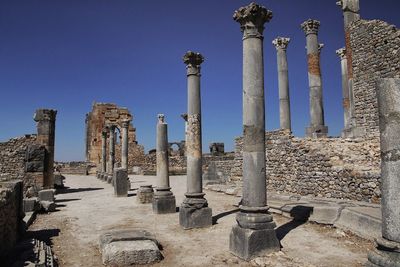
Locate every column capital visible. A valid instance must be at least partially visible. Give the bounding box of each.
[233,2,273,39]
[34,109,57,122]
[301,19,320,36]
[183,51,204,76]
[272,37,290,50]
[121,119,131,129]
[336,47,347,59]
[336,0,359,13]
[157,114,165,124]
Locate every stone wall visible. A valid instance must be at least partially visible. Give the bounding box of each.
[350,19,400,137]
[0,180,23,258]
[55,161,96,175]
[141,153,187,175]
[232,130,381,203]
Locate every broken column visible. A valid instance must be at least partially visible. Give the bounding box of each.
[337,0,360,137]
[101,129,107,175]
[179,51,212,229]
[272,37,291,131]
[230,3,280,260]
[153,114,176,214]
[107,125,116,183]
[367,79,400,267]
[301,19,328,138]
[33,109,57,189]
[113,168,128,197]
[336,48,351,137]
[121,119,130,171]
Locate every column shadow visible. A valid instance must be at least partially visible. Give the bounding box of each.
[212,208,240,225]
[275,205,313,242]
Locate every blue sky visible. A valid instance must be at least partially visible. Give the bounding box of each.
[0,0,398,161]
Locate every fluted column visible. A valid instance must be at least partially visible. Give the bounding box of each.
[121,119,130,171]
[230,3,280,261]
[272,37,291,131]
[33,109,57,189]
[101,129,107,173]
[302,19,328,138]
[153,114,176,214]
[336,48,352,136]
[367,79,400,267]
[179,51,212,229]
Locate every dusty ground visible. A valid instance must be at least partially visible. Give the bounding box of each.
[27,175,374,267]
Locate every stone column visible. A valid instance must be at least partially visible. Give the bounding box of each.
[121,119,130,171]
[153,114,176,214]
[179,51,212,229]
[272,37,291,131]
[301,19,328,138]
[34,109,57,189]
[336,48,351,137]
[367,79,400,267]
[230,3,280,261]
[101,129,107,173]
[107,125,116,176]
[337,0,360,137]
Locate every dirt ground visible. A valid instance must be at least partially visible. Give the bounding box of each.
[27,175,374,267]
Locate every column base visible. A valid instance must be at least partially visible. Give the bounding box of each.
[366,238,400,267]
[229,225,280,261]
[107,175,113,184]
[152,193,176,214]
[179,195,212,229]
[306,125,328,138]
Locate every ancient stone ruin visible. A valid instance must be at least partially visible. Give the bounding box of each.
[0,0,399,266]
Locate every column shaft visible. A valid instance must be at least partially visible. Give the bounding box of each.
[156,117,169,189]
[121,121,129,171]
[108,126,115,174]
[101,131,107,173]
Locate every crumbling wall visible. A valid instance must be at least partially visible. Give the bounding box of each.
[232,130,381,202]
[350,19,400,137]
[0,180,24,259]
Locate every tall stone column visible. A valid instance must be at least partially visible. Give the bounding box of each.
[336,48,351,137]
[230,3,280,260]
[101,129,107,173]
[302,19,328,138]
[107,125,116,175]
[337,0,360,137]
[272,37,291,131]
[367,79,400,267]
[179,51,212,229]
[121,119,130,171]
[34,109,57,189]
[153,114,176,214]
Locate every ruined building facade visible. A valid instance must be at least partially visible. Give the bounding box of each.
[85,102,145,172]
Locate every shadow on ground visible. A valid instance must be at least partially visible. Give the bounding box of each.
[212,208,240,225]
[56,187,104,194]
[275,205,313,242]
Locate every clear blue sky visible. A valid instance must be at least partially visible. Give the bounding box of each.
[0,0,398,162]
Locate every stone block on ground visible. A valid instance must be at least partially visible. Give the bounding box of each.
[40,201,56,212]
[23,197,39,213]
[99,229,162,266]
[309,205,342,224]
[137,185,154,204]
[8,238,57,267]
[179,206,212,229]
[152,195,176,214]
[54,174,65,188]
[107,175,113,184]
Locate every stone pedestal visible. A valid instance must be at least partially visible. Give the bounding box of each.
[230,3,280,260]
[137,185,154,204]
[301,19,328,138]
[179,51,212,229]
[153,114,176,214]
[113,168,128,197]
[367,79,400,267]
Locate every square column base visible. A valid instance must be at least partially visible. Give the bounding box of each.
[179,206,212,229]
[306,125,328,138]
[229,225,280,261]
[107,175,113,184]
[152,195,176,214]
[367,248,400,267]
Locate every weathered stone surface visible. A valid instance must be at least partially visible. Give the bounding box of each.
[113,168,128,197]
[152,195,176,214]
[137,185,153,204]
[25,144,46,172]
[38,189,54,202]
[23,197,39,213]
[99,229,162,266]
[179,205,212,229]
[8,238,57,267]
[40,201,56,212]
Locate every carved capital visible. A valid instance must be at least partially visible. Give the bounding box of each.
[336,47,347,59]
[33,109,57,122]
[157,114,165,124]
[272,37,290,50]
[301,19,320,36]
[336,0,360,13]
[233,2,273,39]
[183,51,204,76]
[121,119,130,129]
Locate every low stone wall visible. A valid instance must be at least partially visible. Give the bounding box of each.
[56,161,95,175]
[0,180,24,259]
[232,130,381,203]
[141,153,187,175]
